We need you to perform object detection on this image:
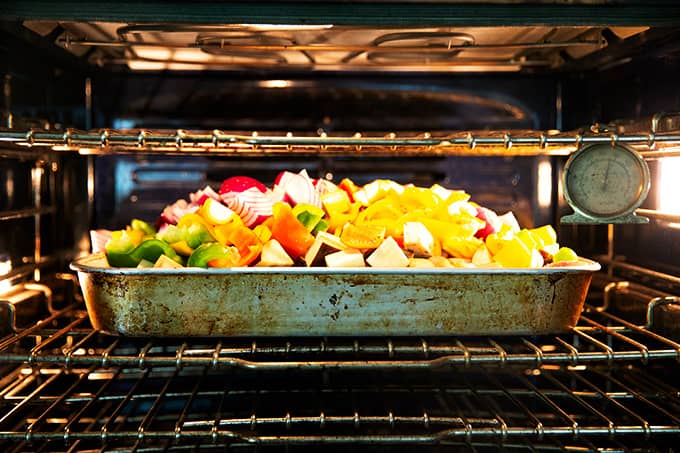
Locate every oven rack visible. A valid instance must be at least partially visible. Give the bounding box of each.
[0,363,678,450]
[3,128,680,157]
[1,305,679,371]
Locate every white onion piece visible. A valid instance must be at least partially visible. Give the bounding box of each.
[90,229,113,254]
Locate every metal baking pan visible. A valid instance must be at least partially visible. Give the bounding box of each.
[71,253,600,337]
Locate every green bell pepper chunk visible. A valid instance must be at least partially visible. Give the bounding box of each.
[292,203,326,232]
[184,223,214,249]
[106,236,183,268]
[157,224,183,244]
[157,223,212,249]
[105,230,140,267]
[312,218,329,234]
[130,239,182,265]
[131,218,156,236]
[187,243,234,268]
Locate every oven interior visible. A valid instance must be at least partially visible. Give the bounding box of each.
[2,4,680,451]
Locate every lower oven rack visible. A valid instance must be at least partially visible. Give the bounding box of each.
[1,304,679,370]
[2,292,680,451]
[0,362,678,451]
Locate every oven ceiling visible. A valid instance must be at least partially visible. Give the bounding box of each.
[21,22,650,73]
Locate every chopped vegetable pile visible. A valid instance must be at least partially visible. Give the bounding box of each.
[101,170,579,269]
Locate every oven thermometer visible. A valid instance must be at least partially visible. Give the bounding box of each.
[560,143,650,224]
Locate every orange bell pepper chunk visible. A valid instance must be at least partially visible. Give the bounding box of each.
[338,178,360,202]
[340,223,386,249]
[227,225,263,266]
[270,202,315,258]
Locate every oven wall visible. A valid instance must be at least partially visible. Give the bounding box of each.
[3,21,680,280]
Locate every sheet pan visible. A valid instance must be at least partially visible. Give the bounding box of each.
[71,253,599,336]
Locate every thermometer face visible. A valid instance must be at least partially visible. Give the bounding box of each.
[564,144,650,219]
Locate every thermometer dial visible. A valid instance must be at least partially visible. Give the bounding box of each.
[562,144,650,223]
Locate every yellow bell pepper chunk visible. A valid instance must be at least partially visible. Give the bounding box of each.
[516,229,538,250]
[119,228,144,247]
[398,186,441,211]
[492,237,532,268]
[530,225,557,248]
[485,224,514,255]
[170,240,194,256]
[442,236,483,259]
[443,190,471,204]
[355,197,402,223]
[340,223,386,249]
[321,190,351,214]
[176,213,219,242]
[252,224,272,243]
[360,218,403,241]
[420,218,478,245]
[326,202,360,233]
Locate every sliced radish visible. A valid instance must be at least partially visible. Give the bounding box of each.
[219,176,267,195]
[221,187,278,227]
[274,171,320,207]
[314,178,339,195]
[190,185,221,205]
[474,206,502,239]
[158,199,198,225]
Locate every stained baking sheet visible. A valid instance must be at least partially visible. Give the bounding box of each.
[71,253,599,337]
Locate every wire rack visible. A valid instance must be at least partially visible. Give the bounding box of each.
[1,302,679,371]
[1,289,679,450]
[0,361,678,450]
[3,128,680,157]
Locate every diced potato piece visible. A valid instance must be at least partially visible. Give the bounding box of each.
[477,262,503,269]
[409,258,436,268]
[403,221,435,257]
[325,249,365,267]
[531,249,545,268]
[471,245,493,267]
[429,184,452,201]
[448,258,475,268]
[258,239,294,266]
[154,254,183,269]
[542,243,560,257]
[497,211,521,233]
[447,200,477,217]
[305,231,347,266]
[366,236,409,268]
[429,256,454,268]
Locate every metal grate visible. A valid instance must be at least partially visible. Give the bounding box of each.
[1,282,679,451]
[0,362,678,450]
[1,303,679,371]
[2,128,680,157]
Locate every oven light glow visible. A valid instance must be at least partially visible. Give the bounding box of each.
[658,157,680,214]
[259,80,292,88]
[241,24,333,31]
[537,159,552,209]
[127,60,168,71]
[0,280,13,294]
[0,258,11,276]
